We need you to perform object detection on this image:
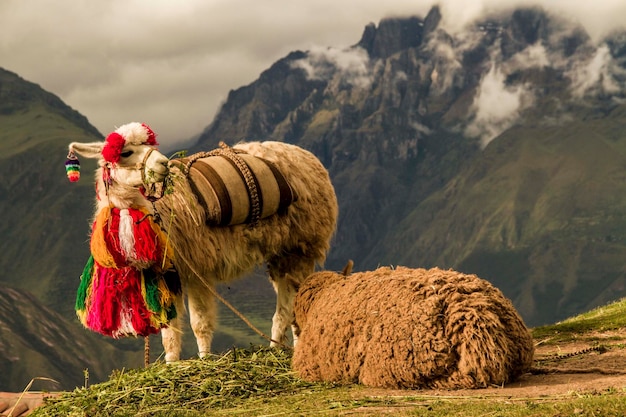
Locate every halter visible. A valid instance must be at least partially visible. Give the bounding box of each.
[138,148,168,202]
[139,147,156,185]
[101,147,166,202]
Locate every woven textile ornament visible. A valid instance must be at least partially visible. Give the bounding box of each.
[65,150,80,182]
[75,205,180,338]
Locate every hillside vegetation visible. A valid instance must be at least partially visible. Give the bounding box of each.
[4,4,626,393]
[32,298,626,416]
[193,6,626,328]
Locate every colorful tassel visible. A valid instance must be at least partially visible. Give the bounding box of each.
[76,260,180,338]
[90,207,119,268]
[76,204,180,338]
[65,151,80,182]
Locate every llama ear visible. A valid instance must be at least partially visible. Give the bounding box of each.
[69,142,105,159]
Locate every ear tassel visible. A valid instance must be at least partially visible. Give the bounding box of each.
[65,150,81,182]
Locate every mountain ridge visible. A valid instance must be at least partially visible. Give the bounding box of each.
[3,4,626,390]
[192,5,626,326]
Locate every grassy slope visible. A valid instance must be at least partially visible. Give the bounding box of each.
[0,92,151,390]
[0,105,99,314]
[33,297,626,416]
[375,103,626,327]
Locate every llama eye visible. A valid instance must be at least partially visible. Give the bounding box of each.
[120,150,133,158]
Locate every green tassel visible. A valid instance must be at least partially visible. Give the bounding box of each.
[143,269,163,313]
[166,304,177,321]
[75,255,95,311]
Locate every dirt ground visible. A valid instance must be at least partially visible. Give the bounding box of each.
[363,330,626,399]
[2,331,625,415]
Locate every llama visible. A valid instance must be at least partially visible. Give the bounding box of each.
[68,122,338,361]
[292,265,535,389]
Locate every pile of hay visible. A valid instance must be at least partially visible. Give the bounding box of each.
[34,347,315,416]
[292,266,535,389]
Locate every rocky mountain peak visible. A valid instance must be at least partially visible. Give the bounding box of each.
[193,4,626,328]
[356,15,424,59]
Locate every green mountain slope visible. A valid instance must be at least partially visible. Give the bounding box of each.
[0,286,144,392]
[193,6,626,328]
[382,107,626,325]
[0,68,149,391]
[0,68,101,316]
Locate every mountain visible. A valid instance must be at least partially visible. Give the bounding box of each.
[4,4,626,389]
[0,285,143,392]
[0,68,152,390]
[0,68,100,316]
[194,6,626,326]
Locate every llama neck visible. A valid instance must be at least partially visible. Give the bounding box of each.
[94,167,154,214]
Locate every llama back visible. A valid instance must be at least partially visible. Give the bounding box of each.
[155,141,338,284]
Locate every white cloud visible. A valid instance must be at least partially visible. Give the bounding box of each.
[424,36,464,93]
[509,44,550,70]
[292,46,372,89]
[569,45,624,97]
[436,0,626,42]
[0,0,625,146]
[465,64,534,148]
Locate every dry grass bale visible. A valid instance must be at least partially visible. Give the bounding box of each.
[292,266,534,389]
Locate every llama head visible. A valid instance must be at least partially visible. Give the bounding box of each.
[69,122,170,189]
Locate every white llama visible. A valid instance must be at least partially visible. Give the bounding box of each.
[68,122,338,361]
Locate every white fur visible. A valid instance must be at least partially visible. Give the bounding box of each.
[69,124,338,361]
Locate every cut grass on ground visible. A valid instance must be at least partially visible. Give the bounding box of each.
[32,297,626,417]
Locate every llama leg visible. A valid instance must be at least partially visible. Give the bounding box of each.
[161,295,185,362]
[161,317,182,363]
[269,259,314,347]
[188,287,217,358]
[269,276,293,346]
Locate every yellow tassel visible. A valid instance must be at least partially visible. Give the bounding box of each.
[157,277,175,307]
[90,207,118,268]
[149,309,169,328]
[76,309,87,325]
[140,271,148,305]
[146,211,175,271]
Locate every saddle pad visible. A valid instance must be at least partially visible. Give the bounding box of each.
[178,152,295,226]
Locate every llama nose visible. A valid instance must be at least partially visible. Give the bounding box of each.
[155,154,169,170]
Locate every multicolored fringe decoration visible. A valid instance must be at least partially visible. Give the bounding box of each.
[75,206,181,338]
[65,151,80,182]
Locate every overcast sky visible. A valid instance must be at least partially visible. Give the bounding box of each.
[1,0,625,146]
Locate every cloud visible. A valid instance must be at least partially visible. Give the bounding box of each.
[291,46,372,89]
[465,63,534,148]
[0,0,430,145]
[1,0,626,147]
[424,35,464,93]
[436,0,626,42]
[508,43,550,70]
[568,45,625,97]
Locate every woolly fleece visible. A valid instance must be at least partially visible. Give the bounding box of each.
[292,266,535,389]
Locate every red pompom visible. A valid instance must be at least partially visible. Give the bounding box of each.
[142,123,158,146]
[102,132,126,163]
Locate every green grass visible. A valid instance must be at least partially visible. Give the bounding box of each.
[31,353,626,416]
[532,297,626,343]
[32,347,326,416]
[31,298,626,416]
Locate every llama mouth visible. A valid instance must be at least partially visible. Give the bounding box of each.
[145,168,168,184]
